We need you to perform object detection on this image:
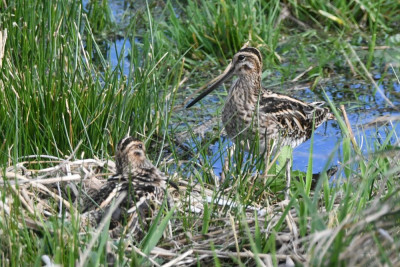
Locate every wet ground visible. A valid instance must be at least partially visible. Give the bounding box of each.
[180,80,400,175]
[92,0,400,175]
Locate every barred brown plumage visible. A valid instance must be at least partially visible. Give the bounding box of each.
[186,47,335,151]
[81,137,169,238]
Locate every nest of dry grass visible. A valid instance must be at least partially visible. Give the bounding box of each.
[1,151,399,266]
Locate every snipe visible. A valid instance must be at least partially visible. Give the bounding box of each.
[186,47,334,152]
[81,136,170,238]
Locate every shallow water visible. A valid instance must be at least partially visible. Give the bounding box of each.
[102,0,400,175]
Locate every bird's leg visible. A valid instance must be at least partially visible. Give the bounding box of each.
[221,143,235,184]
[262,139,275,178]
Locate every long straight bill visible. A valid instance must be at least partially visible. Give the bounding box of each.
[186,62,235,108]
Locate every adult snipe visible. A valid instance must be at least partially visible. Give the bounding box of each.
[186,47,334,151]
[82,137,170,238]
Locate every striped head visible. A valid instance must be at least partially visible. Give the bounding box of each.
[186,47,263,108]
[115,137,147,174]
[231,47,263,76]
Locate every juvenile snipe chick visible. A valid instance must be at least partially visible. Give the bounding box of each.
[187,47,335,151]
[82,137,169,238]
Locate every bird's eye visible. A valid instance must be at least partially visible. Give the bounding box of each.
[238,55,245,61]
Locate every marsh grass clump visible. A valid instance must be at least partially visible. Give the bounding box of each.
[1,0,400,265]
